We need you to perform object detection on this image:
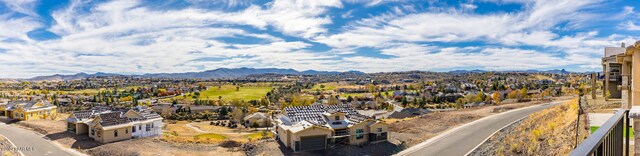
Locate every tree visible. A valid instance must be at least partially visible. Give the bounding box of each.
[507,90,520,99]
[236,86,240,91]
[218,107,229,119]
[401,96,408,107]
[252,122,259,130]
[492,92,502,104]
[347,96,354,102]
[520,88,528,99]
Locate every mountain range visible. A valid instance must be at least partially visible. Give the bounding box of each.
[26,68,364,81]
[15,68,575,82]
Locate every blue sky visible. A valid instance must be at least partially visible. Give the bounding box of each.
[0,0,639,78]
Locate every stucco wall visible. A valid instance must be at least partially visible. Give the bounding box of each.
[369,123,388,133]
[348,123,368,145]
[100,127,133,143]
[294,127,331,141]
[276,125,290,147]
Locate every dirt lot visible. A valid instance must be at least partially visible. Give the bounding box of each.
[87,138,244,156]
[17,119,251,156]
[388,96,574,149]
[18,119,102,149]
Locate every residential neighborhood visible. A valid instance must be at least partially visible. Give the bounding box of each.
[0,0,638,156]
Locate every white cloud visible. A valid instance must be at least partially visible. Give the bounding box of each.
[0,0,634,78]
[1,0,38,16]
[622,21,640,31]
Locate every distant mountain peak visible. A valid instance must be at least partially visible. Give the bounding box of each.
[26,67,364,81]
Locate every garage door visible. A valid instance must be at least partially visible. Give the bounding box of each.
[300,135,326,151]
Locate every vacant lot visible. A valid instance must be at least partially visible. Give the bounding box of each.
[163,121,273,144]
[176,85,272,101]
[16,119,252,156]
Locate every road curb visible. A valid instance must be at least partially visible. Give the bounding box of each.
[394,100,568,156]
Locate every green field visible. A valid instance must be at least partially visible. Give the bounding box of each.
[177,85,272,101]
[310,83,336,91]
[193,133,227,140]
[590,126,634,138]
[245,131,274,140]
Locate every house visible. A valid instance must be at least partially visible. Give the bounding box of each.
[387,111,412,119]
[400,108,431,116]
[243,112,271,127]
[189,105,220,114]
[66,106,163,143]
[275,104,388,152]
[0,100,57,121]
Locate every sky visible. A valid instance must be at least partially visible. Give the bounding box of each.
[0,0,639,78]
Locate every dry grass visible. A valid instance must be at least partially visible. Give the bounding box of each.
[162,121,261,144]
[0,134,19,156]
[190,122,236,133]
[498,98,588,155]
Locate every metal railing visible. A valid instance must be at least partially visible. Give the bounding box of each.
[569,109,630,156]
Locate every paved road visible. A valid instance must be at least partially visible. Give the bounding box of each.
[396,101,565,156]
[0,123,76,156]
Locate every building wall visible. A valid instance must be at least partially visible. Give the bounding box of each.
[276,125,290,147]
[132,120,163,138]
[368,123,388,134]
[99,127,133,143]
[11,108,56,121]
[292,127,332,151]
[348,123,369,145]
[75,123,89,135]
[294,127,332,141]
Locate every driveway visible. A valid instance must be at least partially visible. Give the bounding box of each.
[0,122,82,156]
[395,100,565,156]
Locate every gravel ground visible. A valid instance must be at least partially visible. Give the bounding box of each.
[0,134,20,156]
[87,138,245,156]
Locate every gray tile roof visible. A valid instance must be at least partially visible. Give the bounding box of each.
[99,112,130,127]
[283,104,370,127]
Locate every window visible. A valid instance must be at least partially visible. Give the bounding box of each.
[356,129,364,139]
[151,123,154,128]
[146,124,151,131]
[132,126,136,133]
[126,129,128,134]
[377,128,382,132]
[91,129,95,136]
[114,130,118,137]
[334,116,339,120]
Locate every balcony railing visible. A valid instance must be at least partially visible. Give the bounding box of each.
[569,109,629,156]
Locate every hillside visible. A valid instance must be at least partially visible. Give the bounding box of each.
[470,98,589,155]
